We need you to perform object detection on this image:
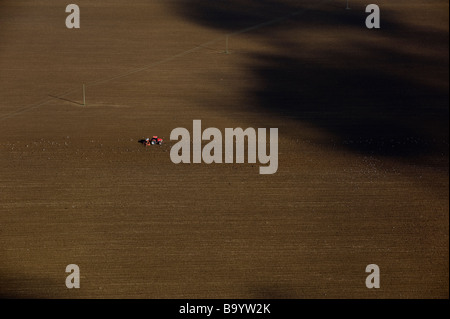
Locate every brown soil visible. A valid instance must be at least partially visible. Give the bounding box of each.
[0,0,448,298]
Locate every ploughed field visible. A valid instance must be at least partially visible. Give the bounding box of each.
[0,0,448,298]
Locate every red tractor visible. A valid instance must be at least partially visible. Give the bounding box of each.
[144,136,163,146]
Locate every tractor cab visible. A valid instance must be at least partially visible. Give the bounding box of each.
[150,136,163,145]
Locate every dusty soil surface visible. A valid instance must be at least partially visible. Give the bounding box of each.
[0,0,448,298]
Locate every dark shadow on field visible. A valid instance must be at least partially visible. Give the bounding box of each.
[171,0,449,158]
[0,272,60,299]
[247,284,301,299]
[252,49,449,157]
